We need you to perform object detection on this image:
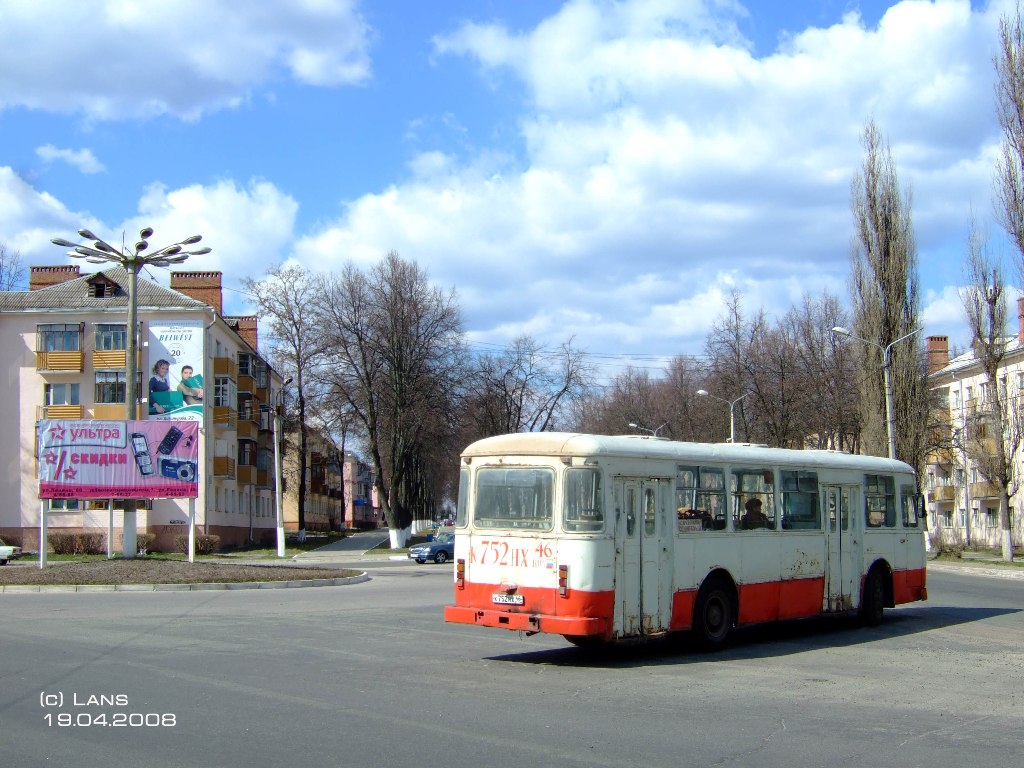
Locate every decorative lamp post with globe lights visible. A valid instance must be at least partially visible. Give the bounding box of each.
[50,227,211,558]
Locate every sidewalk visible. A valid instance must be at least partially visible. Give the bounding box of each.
[291,529,397,562]
[927,552,1024,580]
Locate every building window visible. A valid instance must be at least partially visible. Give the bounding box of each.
[95,323,127,351]
[214,377,236,407]
[239,441,256,466]
[95,371,127,404]
[986,507,998,528]
[37,323,81,352]
[45,382,80,406]
[48,499,80,511]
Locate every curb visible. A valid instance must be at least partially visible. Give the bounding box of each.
[0,572,370,593]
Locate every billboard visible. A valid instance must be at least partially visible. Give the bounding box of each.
[147,320,204,421]
[38,420,199,499]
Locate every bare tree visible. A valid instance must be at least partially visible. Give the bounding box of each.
[960,230,1021,562]
[849,119,928,470]
[787,292,862,451]
[313,252,465,546]
[993,0,1024,561]
[0,244,26,290]
[465,335,592,439]
[242,264,325,540]
[996,2,1024,258]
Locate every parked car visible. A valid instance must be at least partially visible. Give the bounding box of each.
[0,537,22,565]
[408,531,454,564]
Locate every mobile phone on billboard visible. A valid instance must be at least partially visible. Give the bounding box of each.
[156,426,183,455]
[130,432,154,476]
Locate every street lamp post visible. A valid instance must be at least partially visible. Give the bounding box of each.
[696,389,749,443]
[51,227,210,558]
[273,377,293,558]
[628,421,668,437]
[830,326,922,461]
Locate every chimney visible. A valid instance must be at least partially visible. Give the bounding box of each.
[1018,297,1024,343]
[926,336,949,375]
[226,315,258,350]
[29,265,80,291]
[170,271,222,314]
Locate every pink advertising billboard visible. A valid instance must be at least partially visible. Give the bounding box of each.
[38,420,199,499]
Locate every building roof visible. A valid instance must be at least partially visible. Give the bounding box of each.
[0,267,211,313]
[930,336,1024,384]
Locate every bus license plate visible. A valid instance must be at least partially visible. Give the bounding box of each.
[492,593,525,605]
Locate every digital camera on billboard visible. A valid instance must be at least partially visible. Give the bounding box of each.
[158,457,197,483]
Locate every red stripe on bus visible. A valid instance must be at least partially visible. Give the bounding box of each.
[893,567,927,604]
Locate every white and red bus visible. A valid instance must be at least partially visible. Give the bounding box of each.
[444,433,927,648]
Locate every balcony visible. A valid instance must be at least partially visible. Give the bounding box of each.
[36,351,84,372]
[969,481,1001,500]
[213,457,236,477]
[257,469,270,489]
[212,405,238,430]
[213,356,237,380]
[927,485,957,503]
[237,372,255,394]
[236,419,257,440]
[237,464,256,486]
[91,350,141,369]
[37,404,84,419]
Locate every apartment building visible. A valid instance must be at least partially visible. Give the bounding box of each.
[0,266,285,552]
[280,428,380,533]
[925,305,1024,550]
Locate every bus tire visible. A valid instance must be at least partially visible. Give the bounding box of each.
[860,568,885,627]
[693,578,734,650]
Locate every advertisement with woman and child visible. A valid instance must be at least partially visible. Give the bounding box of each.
[147,320,204,421]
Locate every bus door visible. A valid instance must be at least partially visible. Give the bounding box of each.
[823,485,858,611]
[614,477,671,636]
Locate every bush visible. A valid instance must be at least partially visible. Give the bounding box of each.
[47,531,108,555]
[136,533,156,555]
[173,534,221,555]
[48,532,78,555]
[78,532,106,554]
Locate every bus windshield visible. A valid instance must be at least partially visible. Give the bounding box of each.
[474,467,554,530]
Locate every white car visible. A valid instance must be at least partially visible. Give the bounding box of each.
[0,537,22,565]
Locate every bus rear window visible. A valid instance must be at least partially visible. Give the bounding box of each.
[474,467,554,530]
[564,468,603,532]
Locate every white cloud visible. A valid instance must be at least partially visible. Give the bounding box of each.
[0,0,372,120]
[127,180,299,308]
[35,145,106,175]
[294,0,1002,359]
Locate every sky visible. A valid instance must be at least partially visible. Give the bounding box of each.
[0,0,1011,381]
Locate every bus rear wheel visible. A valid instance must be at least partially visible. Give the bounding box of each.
[693,578,734,650]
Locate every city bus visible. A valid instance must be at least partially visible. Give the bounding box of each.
[443,433,927,648]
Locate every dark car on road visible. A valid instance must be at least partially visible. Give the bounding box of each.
[408,531,454,564]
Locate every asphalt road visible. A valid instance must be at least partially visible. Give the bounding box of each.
[1,562,1021,768]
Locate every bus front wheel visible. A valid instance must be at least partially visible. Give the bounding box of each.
[693,578,734,650]
[860,568,886,627]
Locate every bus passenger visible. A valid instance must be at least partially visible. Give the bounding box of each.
[740,498,770,530]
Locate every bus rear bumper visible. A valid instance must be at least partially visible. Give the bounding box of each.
[444,605,609,636]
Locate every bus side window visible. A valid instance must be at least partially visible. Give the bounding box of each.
[900,485,919,527]
[780,470,819,530]
[675,465,726,532]
[731,468,776,530]
[865,474,896,528]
